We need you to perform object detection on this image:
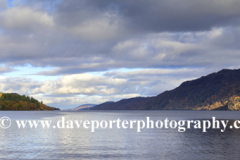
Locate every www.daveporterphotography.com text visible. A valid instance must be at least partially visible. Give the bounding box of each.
[1,116,240,133]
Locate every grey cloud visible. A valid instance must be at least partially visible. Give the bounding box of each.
[0,1,240,75]
[29,27,240,76]
[0,0,7,9]
[35,66,111,76]
[57,0,240,32]
[0,66,16,73]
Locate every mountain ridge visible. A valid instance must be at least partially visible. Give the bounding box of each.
[93,69,240,110]
[71,104,97,111]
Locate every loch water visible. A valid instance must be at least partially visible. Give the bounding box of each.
[1,110,240,160]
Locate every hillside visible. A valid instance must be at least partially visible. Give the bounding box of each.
[71,104,96,111]
[0,93,59,111]
[93,69,240,110]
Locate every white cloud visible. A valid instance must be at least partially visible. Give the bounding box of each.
[31,73,127,95]
[0,76,42,95]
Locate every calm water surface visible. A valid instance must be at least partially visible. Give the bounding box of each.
[0,111,240,160]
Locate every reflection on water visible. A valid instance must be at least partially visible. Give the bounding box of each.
[0,111,240,159]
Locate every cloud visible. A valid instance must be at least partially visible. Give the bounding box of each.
[31,73,127,95]
[0,1,239,73]
[0,66,15,73]
[64,14,126,41]
[0,7,54,31]
[24,27,240,76]
[0,76,42,95]
[0,0,7,9]
[56,0,240,32]
[31,68,217,97]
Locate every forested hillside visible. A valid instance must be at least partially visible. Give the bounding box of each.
[0,93,58,111]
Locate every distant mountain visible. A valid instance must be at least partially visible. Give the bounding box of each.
[71,104,97,111]
[93,69,240,110]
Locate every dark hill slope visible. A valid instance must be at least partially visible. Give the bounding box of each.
[71,104,96,110]
[93,97,154,110]
[93,69,240,110]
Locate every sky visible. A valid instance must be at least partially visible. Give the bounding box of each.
[1,0,240,109]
